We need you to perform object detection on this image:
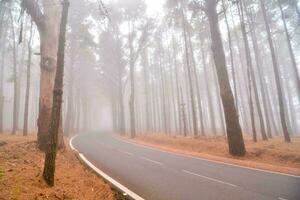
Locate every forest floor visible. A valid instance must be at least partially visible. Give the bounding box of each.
[0,133,116,200]
[125,134,300,175]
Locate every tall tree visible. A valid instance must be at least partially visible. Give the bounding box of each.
[201,0,246,156]
[23,22,34,136]
[259,0,291,142]
[43,0,69,186]
[22,0,65,150]
[277,0,300,97]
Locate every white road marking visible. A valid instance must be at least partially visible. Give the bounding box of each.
[69,135,145,200]
[140,156,164,166]
[182,169,238,188]
[278,197,288,200]
[115,137,300,178]
[121,151,133,156]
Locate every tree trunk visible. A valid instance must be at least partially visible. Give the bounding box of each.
[158,47,168,134]
[278,0,300,97]
[64,55,74,137]
[205,0,245,156]
[222,0,238,110]
[23,23,33,136]
[142,48,150,132]
[238,0,268,141]
[199,36,216,135]
[172,37,182,135]
[259,0,291,142]
[129,28,136,138]
[245,4,273,138]
[187,27,205,136]
[43,0,69,186]
[0,12,6,133]
[181,3,198,136]
[180,86,187,137]
[9,9,19,135]
[22,0,65,150]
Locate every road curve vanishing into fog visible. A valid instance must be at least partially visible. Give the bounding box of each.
[71,132,300,200]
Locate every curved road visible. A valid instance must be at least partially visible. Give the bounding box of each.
[71,132,300,200]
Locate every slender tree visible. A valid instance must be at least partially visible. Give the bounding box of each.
[203,0,246,156]
[23,22,34,136]
[259,0,291,142]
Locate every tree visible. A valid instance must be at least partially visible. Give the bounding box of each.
[277,0,300,97]
[23,22,34,136]
[259,0,291,142]
[202,0,246,156]
[43,0,69,186]
[22,0,64,150]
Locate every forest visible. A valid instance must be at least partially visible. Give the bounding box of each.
[0,0,300,199]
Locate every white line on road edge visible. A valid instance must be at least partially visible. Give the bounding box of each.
[69,135,145,200]
[140,157,164,166]
[278,197,288,200]
[182,169,238,188]
[115,137,300,178]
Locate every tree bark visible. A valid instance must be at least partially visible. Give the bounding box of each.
[22,0,65,150]
[205,0,245,156]
[43,0,69,186]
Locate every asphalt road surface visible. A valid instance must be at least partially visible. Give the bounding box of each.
[71,132,300,200]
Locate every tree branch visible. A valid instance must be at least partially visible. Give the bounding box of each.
[21,0,44,30]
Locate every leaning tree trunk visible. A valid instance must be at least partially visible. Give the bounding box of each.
[259,0,291,142]
[23,23,33,136]
[205,0,246,156]
[43,0,69,186]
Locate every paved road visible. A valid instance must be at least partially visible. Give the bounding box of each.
[71,132,300,200]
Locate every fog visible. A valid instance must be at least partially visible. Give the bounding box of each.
[1,0,300,140]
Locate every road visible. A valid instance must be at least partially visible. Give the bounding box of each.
[71,132,300,200]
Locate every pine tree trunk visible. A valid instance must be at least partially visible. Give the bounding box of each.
[158,48,168,134]
[172,37,182,135]
[9,9,19,135]
[259,0,291,142]
[188,28,205,136]
[222,0,238,110]
[43,0,69,186]
[205,0,245,156]
[129,29,136,138]
[246,4,273,138]
[0,16,6,133]
[278,0,300,97]
[23,24,33,136]
[142,48,150,132]
[199,36,216,135]
[64,59,74,137]
[181,4,198,136]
